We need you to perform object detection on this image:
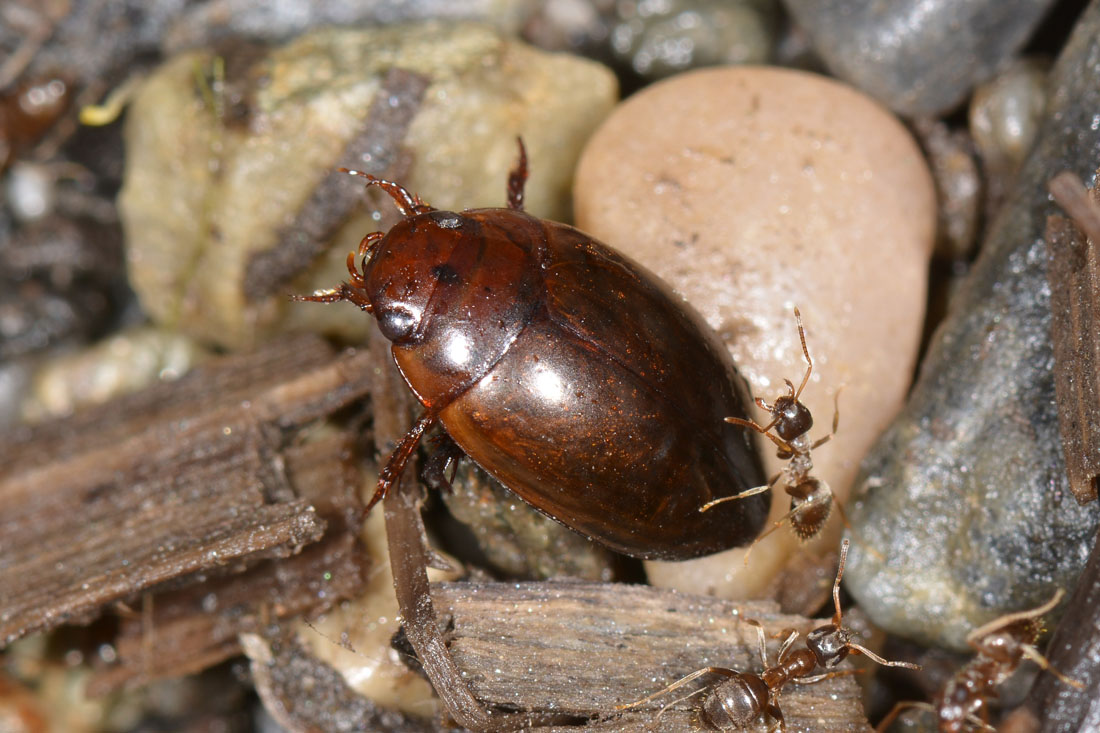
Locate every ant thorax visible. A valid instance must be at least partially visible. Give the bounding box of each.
[780,436,814,482]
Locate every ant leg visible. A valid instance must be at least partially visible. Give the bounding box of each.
[421,432,464,494]
[874,701,935,732]
[367,411,438,512]
[794,668,862,685]
[765,703,786,733]
[507,137,528,211]
[653,686,709,725]
[699,472,783,512]
[811,389,842,450]
[775,629,802,664]
[745,619,770,668]
[614,667,737,711]
[737,501,813,566]
[725,416,795,454]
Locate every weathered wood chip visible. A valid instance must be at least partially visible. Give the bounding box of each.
[0,334,374,647]
[1046,170,1100,503]
[431,580,871,732]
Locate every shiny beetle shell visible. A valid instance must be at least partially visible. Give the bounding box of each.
[301,148,768,560]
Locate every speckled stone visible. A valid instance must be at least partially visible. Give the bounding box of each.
[610,0,778,79]
[842,2,1100,651]
[784,0,1056,117]
[19,326,207,423]
[572,66,935,602]
[969,58,1049,178]
[119,23,617,349]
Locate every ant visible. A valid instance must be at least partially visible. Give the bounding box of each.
[616,539,920,731]
[701,307,849,563]
[876,589,1083,733]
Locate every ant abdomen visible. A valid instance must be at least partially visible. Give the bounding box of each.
[701,674,769,730]
[789,478,832,539]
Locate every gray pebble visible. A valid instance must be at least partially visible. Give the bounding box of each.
[785,0,1056,117]
[610,0,777,79]
[843,1,1100,651]
[970,58,1050,178]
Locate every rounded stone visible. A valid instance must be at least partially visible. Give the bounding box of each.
[119,23,616,350]
[573,66,935,602]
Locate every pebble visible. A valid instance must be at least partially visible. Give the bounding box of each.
[119,23,617,349]
[609,0,778,80]
[842,3,1100,651]
[784,0,1056,117]
[18,326,207,424]
[969,57,1049,183]
[297,510,459,719]
[572,66,935,604]
[912,118,983,261]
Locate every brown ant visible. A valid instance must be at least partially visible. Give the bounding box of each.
[702,307,849,562]
[616,539,920,731]
[876,589,1083,733]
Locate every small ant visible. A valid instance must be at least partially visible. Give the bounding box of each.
[702,307,848,562]
[616,539,920,731]
[876,589,1083,733]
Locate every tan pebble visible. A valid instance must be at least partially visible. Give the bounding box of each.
[572,66,935,603]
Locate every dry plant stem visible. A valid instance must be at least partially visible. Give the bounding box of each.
[1045,170,1100,503]
[369,324,562,731]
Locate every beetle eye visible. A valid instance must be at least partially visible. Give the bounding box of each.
[377,306,419,343]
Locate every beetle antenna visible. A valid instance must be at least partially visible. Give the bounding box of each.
[339,168,433,217]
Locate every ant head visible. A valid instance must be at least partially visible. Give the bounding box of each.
[806,625,853,668]
[769,393,813,442]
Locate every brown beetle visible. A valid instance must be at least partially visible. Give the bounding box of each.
[297,141,767,559]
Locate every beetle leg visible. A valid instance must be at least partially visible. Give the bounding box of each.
[368,411,439,512]
[291,282,372,311]
[507,137,529,211]
[338,167,433,217]
[357,230,385,257]
[421,431,464,494]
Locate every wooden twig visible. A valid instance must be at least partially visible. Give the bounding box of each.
[1046,170,1100,503]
